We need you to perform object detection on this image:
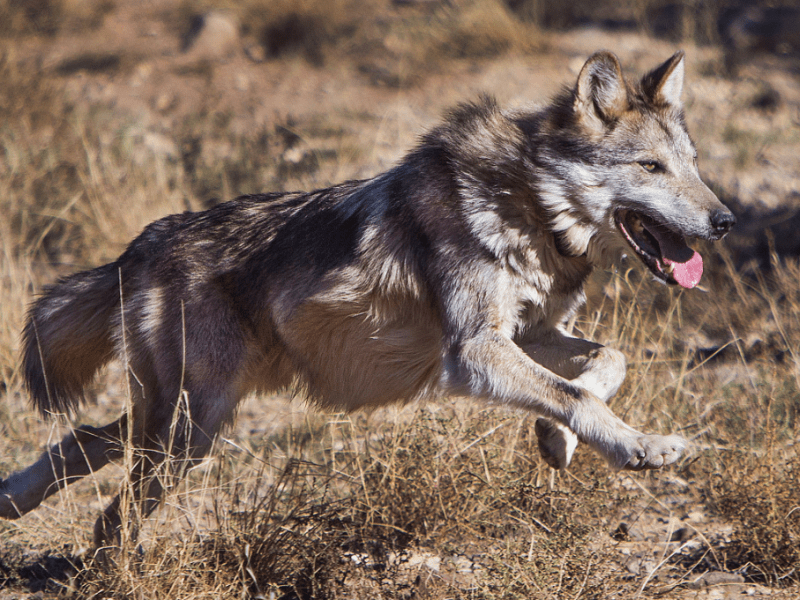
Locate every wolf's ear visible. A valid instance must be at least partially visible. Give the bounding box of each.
[574,51,628,130]
[642,51,685,107]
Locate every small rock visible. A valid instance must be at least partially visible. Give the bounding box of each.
[244,44,267,63]
[405,551,440,572]
[624,558,641,576]
[686,509,706,523]
[154,92,175,112]
[142,132,178,160]
[689,570,745,589]
[182,11,239,62]
[611,521,643,541]
[130,62,153,87]
[669,527,696,542]
[611,522,631,541]
[451,554,480,574]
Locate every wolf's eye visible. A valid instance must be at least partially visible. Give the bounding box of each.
[639,161,662,173]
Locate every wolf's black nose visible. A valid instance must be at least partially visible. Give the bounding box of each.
[710,209,736,236]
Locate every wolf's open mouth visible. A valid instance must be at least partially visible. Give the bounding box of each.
[614,210,703,288]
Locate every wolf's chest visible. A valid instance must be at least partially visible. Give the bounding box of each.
[494,270,586,340]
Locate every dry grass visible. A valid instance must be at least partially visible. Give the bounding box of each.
[2,2,800,598]
[2,262,800,598]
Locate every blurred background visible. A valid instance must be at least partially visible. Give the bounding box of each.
[1,1,800,598]
[1,0,799,275]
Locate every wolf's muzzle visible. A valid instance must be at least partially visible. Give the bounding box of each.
[709,208,736,239]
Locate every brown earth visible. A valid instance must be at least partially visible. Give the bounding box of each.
[1,0,800,598]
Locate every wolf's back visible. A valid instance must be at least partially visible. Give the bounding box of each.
[22,262,120,418]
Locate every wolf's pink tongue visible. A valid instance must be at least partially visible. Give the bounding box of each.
[644,220,704,289]
[664,252,703,289]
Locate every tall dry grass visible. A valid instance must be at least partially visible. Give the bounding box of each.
[1,4,800,597]
[2,128,798,597]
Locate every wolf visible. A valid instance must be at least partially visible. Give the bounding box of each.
[0,50,734,547]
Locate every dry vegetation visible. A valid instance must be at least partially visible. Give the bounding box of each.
[2,0,800,598]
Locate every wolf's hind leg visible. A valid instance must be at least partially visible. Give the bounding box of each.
[92,408,223,549]
[91,289,257,548]
[522,334,626,469]
[0,417,125,519]
[92,428,218,549]
[93,369,244,547]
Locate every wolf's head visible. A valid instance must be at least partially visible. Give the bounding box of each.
[539,51,735,289]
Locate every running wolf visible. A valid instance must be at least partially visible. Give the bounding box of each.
[0,51,735,546]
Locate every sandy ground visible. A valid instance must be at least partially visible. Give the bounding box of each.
[2,1,800,597]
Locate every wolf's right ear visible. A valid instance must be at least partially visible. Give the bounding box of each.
[574,51,628,132]
[641,50,685,108]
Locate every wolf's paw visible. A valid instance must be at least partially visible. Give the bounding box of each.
[535,418,579,470]
[0,480,22,520]
[624,434,686,470]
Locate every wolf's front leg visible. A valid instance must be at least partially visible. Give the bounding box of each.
[521,332,686,470]
[520,331,627,401]
[452,331,686,471]
[568,400,687,470]
[522,333,626,469]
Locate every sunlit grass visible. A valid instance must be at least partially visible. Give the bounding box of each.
[1,4,800,596]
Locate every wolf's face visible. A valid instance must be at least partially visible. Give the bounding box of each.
[544,51,735,289]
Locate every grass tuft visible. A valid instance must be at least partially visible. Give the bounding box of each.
[2,4,800,597]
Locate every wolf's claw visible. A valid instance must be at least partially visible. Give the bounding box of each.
[624,434,686,470]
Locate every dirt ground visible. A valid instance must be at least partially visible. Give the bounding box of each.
[1,0,800,598]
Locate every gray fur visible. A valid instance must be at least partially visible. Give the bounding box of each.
[1,51,734,547]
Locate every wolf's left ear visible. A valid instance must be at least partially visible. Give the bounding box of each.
[642,51,685,107]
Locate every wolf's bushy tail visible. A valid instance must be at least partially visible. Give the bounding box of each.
[22,262,121,418]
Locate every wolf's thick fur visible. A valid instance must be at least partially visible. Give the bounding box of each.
[1,51,734,546]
